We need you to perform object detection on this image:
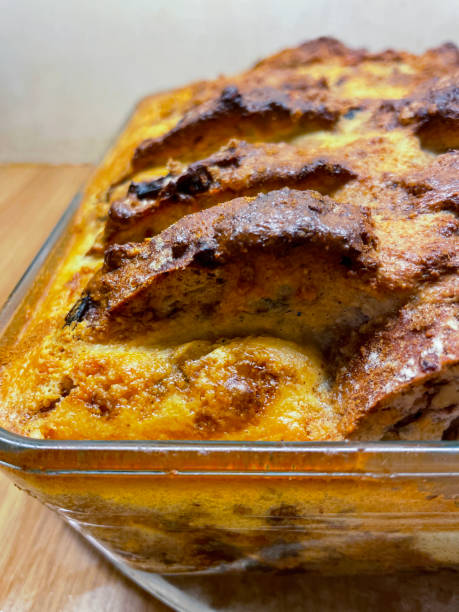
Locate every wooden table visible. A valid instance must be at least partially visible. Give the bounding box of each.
[0,164,457,612]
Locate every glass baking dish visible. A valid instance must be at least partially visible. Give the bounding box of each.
[0,139,458,578]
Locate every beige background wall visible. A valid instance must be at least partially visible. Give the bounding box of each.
[1,0,458,163]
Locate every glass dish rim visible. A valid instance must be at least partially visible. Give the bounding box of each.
[0,106,457,463]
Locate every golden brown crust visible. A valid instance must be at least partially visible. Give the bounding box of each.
[397,150,459,213]
[103,140,357,246]
[253,37,366,70]
[338,277,459,439]
[1,37,458,441]
[82,188,382,349]
[132,83,343,171]
[378,73,459,151]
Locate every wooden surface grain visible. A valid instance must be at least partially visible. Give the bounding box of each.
[0,164,458,612]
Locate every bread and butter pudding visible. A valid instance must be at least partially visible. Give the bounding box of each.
[0,37,458,442]
[1,37,459,578]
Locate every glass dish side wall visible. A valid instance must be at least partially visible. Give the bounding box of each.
[1,437,459,574]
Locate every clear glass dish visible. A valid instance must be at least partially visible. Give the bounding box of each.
[0,134,458,580]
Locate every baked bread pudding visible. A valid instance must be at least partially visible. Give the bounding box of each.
[0,37,458,441]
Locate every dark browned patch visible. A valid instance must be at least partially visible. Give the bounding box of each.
[132,84,340,170]
[267,504,302,525]
[380,75,459,152]
[38,398,60,414]
[443,416,459,440]
[104,141,357,246]
[192,536,241,566]
[396,151,459,215]
[59,375,76,397]
[74,188,376,328]
[193,360,279,434]
[253,36,366,70]
[36,377,76,415]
